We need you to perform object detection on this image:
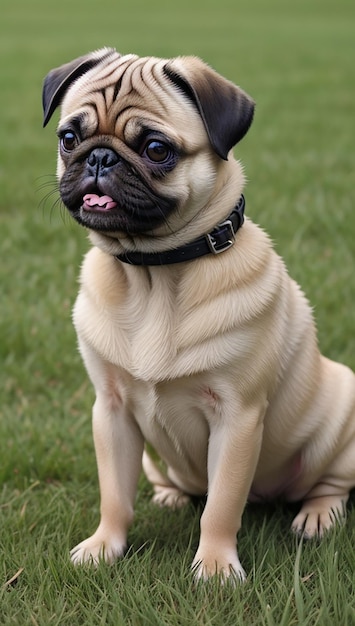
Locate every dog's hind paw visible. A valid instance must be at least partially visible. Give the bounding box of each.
[152,485,191,509]
[291,494,347,539]
[70,529,127,566]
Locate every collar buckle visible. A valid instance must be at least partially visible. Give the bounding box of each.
[116,194,245,265]
[206,218,236,254]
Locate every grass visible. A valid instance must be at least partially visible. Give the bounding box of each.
[1,0,355,623]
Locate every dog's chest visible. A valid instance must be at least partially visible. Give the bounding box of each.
[75,257,181,380]
[75,250,253,382]
[123,270,179,379]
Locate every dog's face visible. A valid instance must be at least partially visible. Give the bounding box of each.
[43,48,254,248]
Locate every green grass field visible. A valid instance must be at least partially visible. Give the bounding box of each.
[1,0,355,623]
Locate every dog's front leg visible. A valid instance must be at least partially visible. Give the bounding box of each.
[192,401,265,583]
[70,345,144,566]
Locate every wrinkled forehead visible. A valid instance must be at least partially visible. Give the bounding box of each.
[58,54,204,145]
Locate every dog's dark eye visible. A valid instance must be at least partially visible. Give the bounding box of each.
[143,140,171,163]
[60,131,78,152]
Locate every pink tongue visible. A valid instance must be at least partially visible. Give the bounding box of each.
[83,193,117,211]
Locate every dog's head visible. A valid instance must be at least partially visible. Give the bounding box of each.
[43,48,254,254]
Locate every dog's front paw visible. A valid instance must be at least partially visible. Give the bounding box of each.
[70,527,127,566]
[191,546,246,585]
[291,495,346,539]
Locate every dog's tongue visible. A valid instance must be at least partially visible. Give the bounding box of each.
[83,193,117,211]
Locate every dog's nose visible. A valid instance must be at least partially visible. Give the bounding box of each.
[87,148,119,176]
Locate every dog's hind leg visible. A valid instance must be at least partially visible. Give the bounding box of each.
[292,364,355,539]
[142,449,191,509]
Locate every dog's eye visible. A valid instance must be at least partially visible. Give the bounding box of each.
[143,140,171,163]
[60,131,78,152]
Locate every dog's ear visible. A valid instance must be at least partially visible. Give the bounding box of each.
[164,58,255,160]
[42,48,118,127]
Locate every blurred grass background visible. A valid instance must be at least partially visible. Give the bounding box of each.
[1,0,354,624]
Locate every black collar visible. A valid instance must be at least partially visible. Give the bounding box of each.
[116,194,245,266]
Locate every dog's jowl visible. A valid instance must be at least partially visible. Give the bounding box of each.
[43,47,355,583]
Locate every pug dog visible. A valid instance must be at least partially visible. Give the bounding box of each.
[43,47,355,583]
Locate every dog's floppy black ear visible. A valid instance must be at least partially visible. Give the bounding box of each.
[164,58,255,160]
[42,48,118,127]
